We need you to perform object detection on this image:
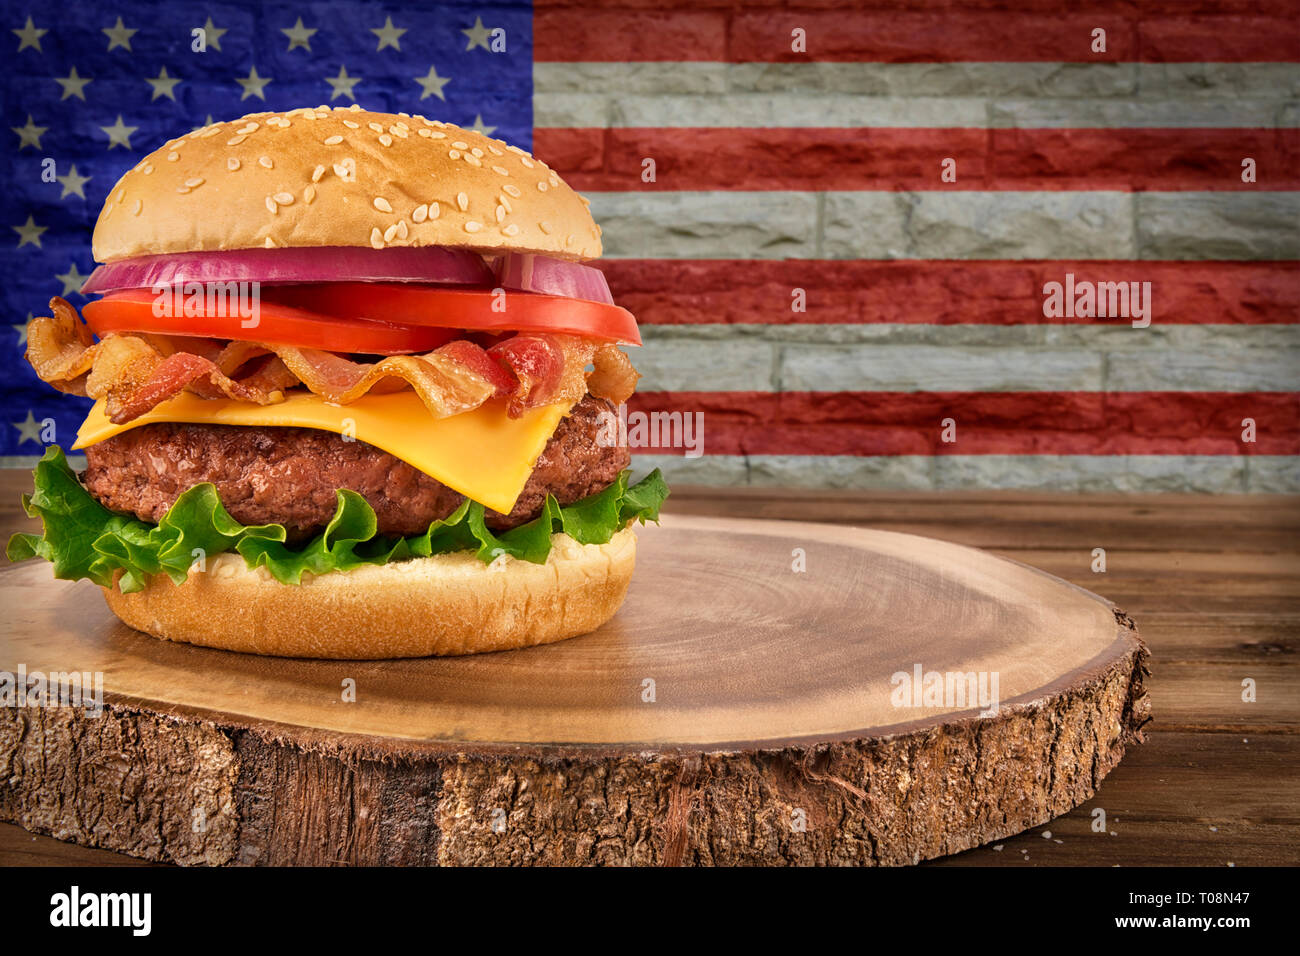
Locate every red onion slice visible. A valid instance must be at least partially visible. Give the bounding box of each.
[81,246,494,295]
[494,253,614,305]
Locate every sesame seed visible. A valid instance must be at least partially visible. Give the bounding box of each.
[538,220,552,234]
[176,186,190,194]
[142,164,153,174]
[417,128,431,138]
[464,221,482,233]
[464,155,481,167]
[452,141,468,149]
[456,192,468,212]
[349,104,362,112]
[373,196,393,213]
[185,177,205,188]
[394,121,409,131]
[412,203,429,223]
[492,165,509,176]
[239,123,259,133]
[383,223,399,243]
[471,147,483,158]
[502,184,521,198]
[428,201,440,219]
[323,135,344,145]
[368,122,383,133]
[274,192,294,205]
[378,133,392,147]
[133,200,143,215]
[115,188,125,202]
[304,185,316,204]
[537,182,548,192]
[167,152,179,162]
[343,120,359,129]
[503,223,520,236]
[227,157,240,171]
[428,131,446,139]
[259,156,273,169]
[266,197,278,213]
[487,145,503,156]
[499,195,512,213]
[448,150,461,160]
[333,159,355,181]
[389,125,408,138]
[227,135,247,146]
[311,165,325,182]
[519,157,534,169]
[565,234,575,246]
[495,205,505,223]
[396,220,409,239]
[370,227,384,249]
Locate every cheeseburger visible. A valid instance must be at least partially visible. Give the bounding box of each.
[8,105,667,659]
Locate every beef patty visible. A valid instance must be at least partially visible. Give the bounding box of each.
[82,395,629,540]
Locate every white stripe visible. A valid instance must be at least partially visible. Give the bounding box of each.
[634,324,1300,393]
[630,454,1297,493]
[587,191,1300,261]
[0,454,85,469]
[537,61,1300,100]
[535,62,1300,128]
[0,456,1282,495]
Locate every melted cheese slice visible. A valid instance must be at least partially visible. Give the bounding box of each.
[73,391,573,515]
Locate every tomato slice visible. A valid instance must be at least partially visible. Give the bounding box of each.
[260,283,643,346]
[82,290,459,354]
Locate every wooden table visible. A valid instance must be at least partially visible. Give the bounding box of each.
[2,472,1296,866]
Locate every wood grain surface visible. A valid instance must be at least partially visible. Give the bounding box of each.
[1,473,1296,866]
[0,515,1135,749]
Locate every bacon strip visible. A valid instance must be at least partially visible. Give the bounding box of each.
[271,346,510,419]
[489,335,566,415]
[105,352,289,424]
[24,297,639,424]
[25,298,96,395]
[589,343,641,406]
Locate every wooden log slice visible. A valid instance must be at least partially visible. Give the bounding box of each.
[0,514,1149,866]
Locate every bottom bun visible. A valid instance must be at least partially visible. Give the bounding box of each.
[102,529,637,659]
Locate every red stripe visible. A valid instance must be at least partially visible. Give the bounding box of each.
[599,260,1300,327]
[535,4,1299,63]
[537,128,1300,192]
[536,1,1296,13]
[623,392,1300,455]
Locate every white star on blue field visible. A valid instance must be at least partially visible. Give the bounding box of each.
[0,0,532,458]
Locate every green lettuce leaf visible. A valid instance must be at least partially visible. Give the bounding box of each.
[7,446,669,593]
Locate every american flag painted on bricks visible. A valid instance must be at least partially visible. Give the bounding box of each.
[4,0,1299,492]
[541,0,1300,493]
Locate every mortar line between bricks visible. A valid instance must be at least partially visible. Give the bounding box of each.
[814,192,826,259]
[1130,190,1142,260]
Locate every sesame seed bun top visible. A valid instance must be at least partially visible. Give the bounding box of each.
[91,105,602,264]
